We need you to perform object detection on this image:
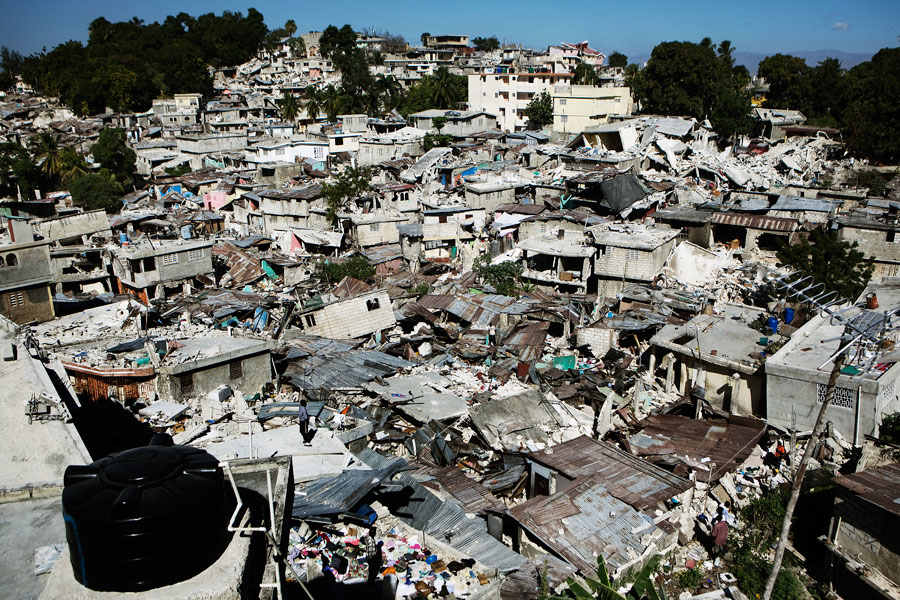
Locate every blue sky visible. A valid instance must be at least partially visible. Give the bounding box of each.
[3,0,898,59]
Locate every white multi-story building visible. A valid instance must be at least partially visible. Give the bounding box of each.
[468,72,573,132]
[551,84,633,135]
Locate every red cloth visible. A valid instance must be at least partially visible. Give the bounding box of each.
[712,520,729,547]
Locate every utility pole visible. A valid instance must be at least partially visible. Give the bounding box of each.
[762,353,844,600]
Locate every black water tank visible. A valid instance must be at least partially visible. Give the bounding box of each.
[62,434,230,591]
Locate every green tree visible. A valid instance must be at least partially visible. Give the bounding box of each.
[91,127,136,187]
[284,19,297,37]
[314,255,375,284]
[472,36,500,52]
[69,173,122,213]
[777,229,874,301]
[322,166,371,224]
[59,146,88,183]
[758,53,810,109]
[279,92,299,122]
[31,133,62,184]
[0,47,23,90]
[473,256,525,296]
[842,47,900,163]
[524,90,553,130]
[423,133,453,151]
[572,62,599,86]
[711,87,753,142]
[289,36,306,57]
[430,67,460,109]
[607,51,627,69]
[304,85,323,121]
[431,115,448,132]
[374,74,403,112]
[318,24,357,67]
[0,142,41,197]
[640,40,728,117]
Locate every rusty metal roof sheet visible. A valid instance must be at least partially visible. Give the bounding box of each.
[258,184,323,201]
[629,414,766,482]
[508,473,671,574]
[212,241,262,286]
[332,276,374,298]
[429,466,505,515]
[833,462,900,517]
[711,211,799,232]
[526,436,691,511]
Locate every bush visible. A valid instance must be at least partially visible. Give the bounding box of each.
[473,255,524,296]
[880,412,900,443]
[313,255,375,285]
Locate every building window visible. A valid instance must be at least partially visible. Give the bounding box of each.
[888,230,898,243]
[8,291,24,308]
[366,298,380,311]
[5,253,17,267]
[559,99,566,105]
[335,137,344,146]
[370,222,380,231]
[229,360,243,380]
[188,249,204,261]
[305,314,317,327]
[625,249,640,260]
[561,115,568,123]
[162,253,179,266]
[180,374,194,396]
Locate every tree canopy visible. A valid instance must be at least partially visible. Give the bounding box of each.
[472,36,500,52]
[322,166,371,224]
[572,63,599,86]
[91,128,136,187]
[524,91,553,130]
[20,10,267,115]
[776,229,874,301]
[69,173,123,213]
[636,39,752,141]
[607,51,627,69]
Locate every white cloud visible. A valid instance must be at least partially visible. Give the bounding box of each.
[832,21,849,31]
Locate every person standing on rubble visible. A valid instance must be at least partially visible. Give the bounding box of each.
[711,508,729,556]
[364,527,383,584]
[297,399,310,446]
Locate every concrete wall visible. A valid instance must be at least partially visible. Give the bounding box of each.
[551,84,633,134]
[158,350,271,402]
[34,210,111,244]
[357,139,424,167]
[176,133,248,155]
[353,220,402,247]
[577,326,617,356]
[766,360,900,441]
[832,492,900,587]
[0,241,53,293]
[594,241,673,282]
[294,290,395,339]
[113,243,214,289]
[519,219,585,241]
[0,284,53,324]
[839,226,900,272]
[469,73,573,132]
[464,187,516,213]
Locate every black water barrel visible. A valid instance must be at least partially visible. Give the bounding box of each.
[62,434,230,591]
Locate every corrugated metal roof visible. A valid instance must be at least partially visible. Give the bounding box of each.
[833,462,900,517]
[212,241,263,285]
[508,473,667,573]
[357,449,526,572]
[711,211,799,232]
[361,243,403,264]
[282,348,412,392]
[527,436,691,511]
[771,195,840,213]
[292,457,408,519]
[429,466,505,515]
[629,414,766,482]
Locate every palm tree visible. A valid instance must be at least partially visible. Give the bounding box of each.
[284,19,297,37]
[31,133,61,181]
[304,86,323,121]
[375,74,403,112]
[59,146,88,183]
[320,85,341,122]
[430,67,457,109]
[279,91,299,122]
